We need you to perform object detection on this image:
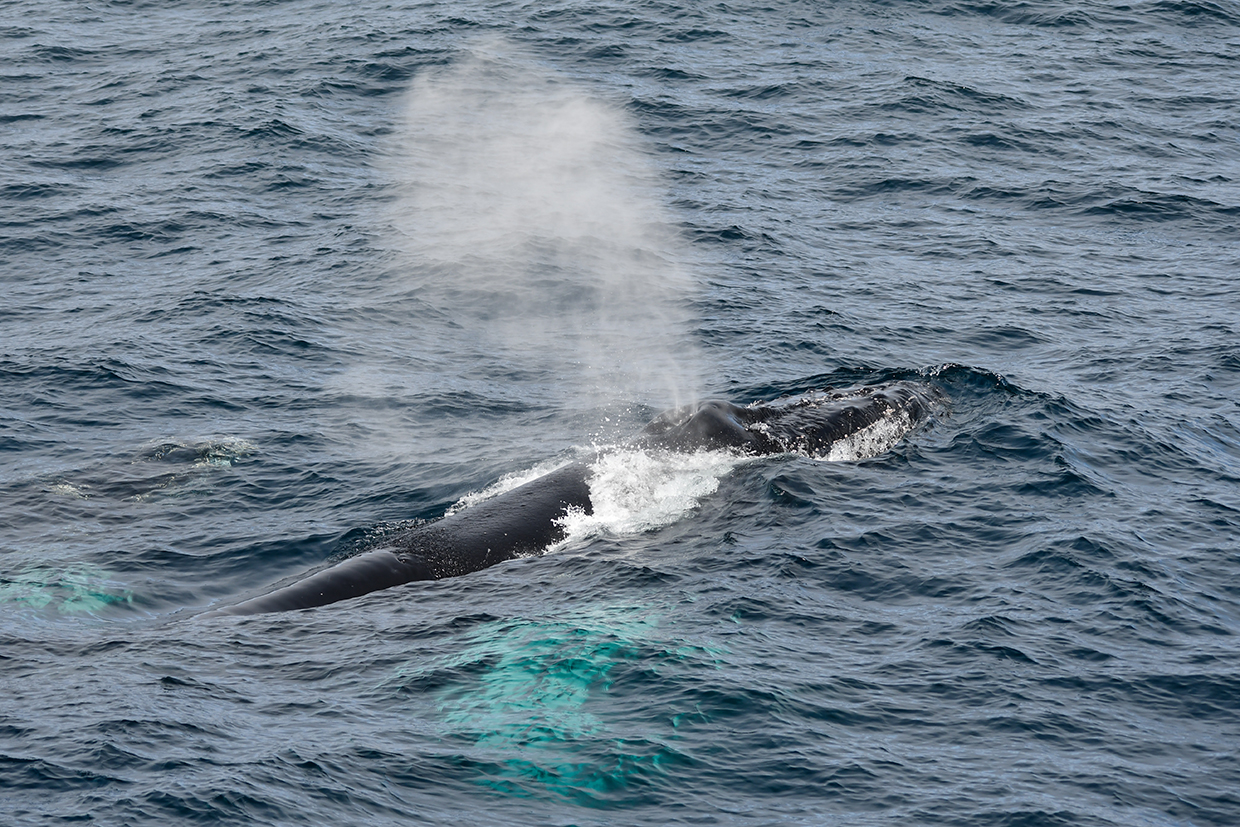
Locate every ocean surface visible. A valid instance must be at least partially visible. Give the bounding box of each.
[3,1,1239,825]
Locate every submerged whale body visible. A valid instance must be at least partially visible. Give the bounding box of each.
[208,382,937,617]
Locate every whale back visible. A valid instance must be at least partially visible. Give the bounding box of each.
[212,462,593,616]
[640,381,938,458]
[206,382,938,616]
[393,461,593,578]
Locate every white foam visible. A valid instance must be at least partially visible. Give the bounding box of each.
[47,482,88,499]
[822,409,916,462]
[559,448,748,541]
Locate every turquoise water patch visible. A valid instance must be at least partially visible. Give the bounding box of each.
[388,603,724,804]
[0,564,134,614]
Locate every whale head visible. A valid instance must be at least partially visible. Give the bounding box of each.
[636,400,775,453]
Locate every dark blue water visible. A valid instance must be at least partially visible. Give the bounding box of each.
[3,2,1239,825]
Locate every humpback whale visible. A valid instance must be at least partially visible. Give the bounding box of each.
[207,381,936,617]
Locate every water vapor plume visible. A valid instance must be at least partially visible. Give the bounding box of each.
[386,40,701,425]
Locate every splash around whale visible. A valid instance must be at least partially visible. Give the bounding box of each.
[204,381,940,617]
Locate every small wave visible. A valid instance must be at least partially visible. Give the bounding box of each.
[37,437,257,504]
[136,436,256,468]
[1148,0,1240,24]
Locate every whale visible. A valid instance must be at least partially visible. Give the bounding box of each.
[206,381,937,617]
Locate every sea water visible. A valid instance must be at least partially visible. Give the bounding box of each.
[2,2,1238,825]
